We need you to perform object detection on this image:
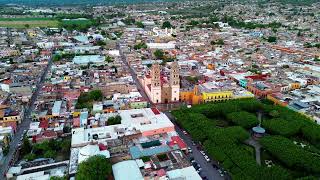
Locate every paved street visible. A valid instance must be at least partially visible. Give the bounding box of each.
[165,112,226,180]
[117,43,153,106]
[0,58,53,178]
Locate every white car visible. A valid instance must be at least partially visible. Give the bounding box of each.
[182,131,188,135]
[188,147,192,153]
[205,156,210,162]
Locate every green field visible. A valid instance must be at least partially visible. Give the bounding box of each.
[0,17,59,28]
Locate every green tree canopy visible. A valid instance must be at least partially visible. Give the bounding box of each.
[162,21,172,29]
[76,155,112,180]
[154,49,164,59]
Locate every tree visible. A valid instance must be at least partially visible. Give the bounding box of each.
[269,110,280,117]
[61,139,71,155]
[44,150,57,158]
[108,115,122,125]
[105,56,113,63]
[24,24,30,28]
[50,176,67,180]
[96,40,106,46]
[210,39,224,46]
[63,126,71,133]
[89,90,103,101]
[135,21,145,28]
[53,54,62,62]
[154,49,164,59]
[267,36,277,43]
[162,21,172,29]
[76,155,112,180]
[3,146,9,155]
[25,153,36,161]
[21,135,32,157]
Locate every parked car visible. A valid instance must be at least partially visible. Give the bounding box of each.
[204,156,210,162]
[200,150,206,156]
[182,130,188,135]
[218,169,225,177]
[188,147,192,153]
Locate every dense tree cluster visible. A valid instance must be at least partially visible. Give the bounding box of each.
[260,136,320,174]
[262,118,301,137]
[23,138,71,161]
[76,90,103,109]
[172,98,320,179]
[134,42,147,50]
[107,115,122,125]
[222,16,282,29]
[226,111,259,129]
[76,155,112,180]
[154,49,165,60]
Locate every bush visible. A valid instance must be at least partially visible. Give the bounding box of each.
[76,155,112,180]
[262,118,301,137]
[226,111,259,129]
[76,90,103,110]
[107,115,121,125]
[25,153,36,161]
[260,136,320,174]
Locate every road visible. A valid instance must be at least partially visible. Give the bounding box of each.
[117,43,153,106]
[165,112,225,180]
[0,57,53,178]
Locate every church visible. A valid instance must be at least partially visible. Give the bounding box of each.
[139,62,180,104]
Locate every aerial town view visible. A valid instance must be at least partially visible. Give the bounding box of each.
[0,0,319,179]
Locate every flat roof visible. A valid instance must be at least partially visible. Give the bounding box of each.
[112,160,144,180]
[167,166,202,180]
[71,108,174,146]
[73,55,104,64]
[52,101,62,116]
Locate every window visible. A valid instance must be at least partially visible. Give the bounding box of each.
[131,113,144,118]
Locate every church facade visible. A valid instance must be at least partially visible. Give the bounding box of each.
[140,62,180,104]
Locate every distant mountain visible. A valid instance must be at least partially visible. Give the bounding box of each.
[0,0,173,6]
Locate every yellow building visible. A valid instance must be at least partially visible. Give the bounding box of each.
[202,91,233,103]
[290,83,301,90]
[180,85,235,104]
[2,115,21,124]
[64,76,71,82]
[73,111,81,117]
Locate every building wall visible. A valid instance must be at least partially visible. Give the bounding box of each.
[151,86,162,103]
[267,94,288,107]
[2,115,21,124]
[161,85,172,103]
[180,90,202,105]
[290,83,301,90]
[202,91,233,102]
[247,85,272,97]
[180,91,193,103]
[171,85,180,102]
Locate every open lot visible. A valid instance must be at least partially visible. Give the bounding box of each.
[0,18,59,28]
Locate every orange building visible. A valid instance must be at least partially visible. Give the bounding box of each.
[267,93,288,107]
[179,85,202,105]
